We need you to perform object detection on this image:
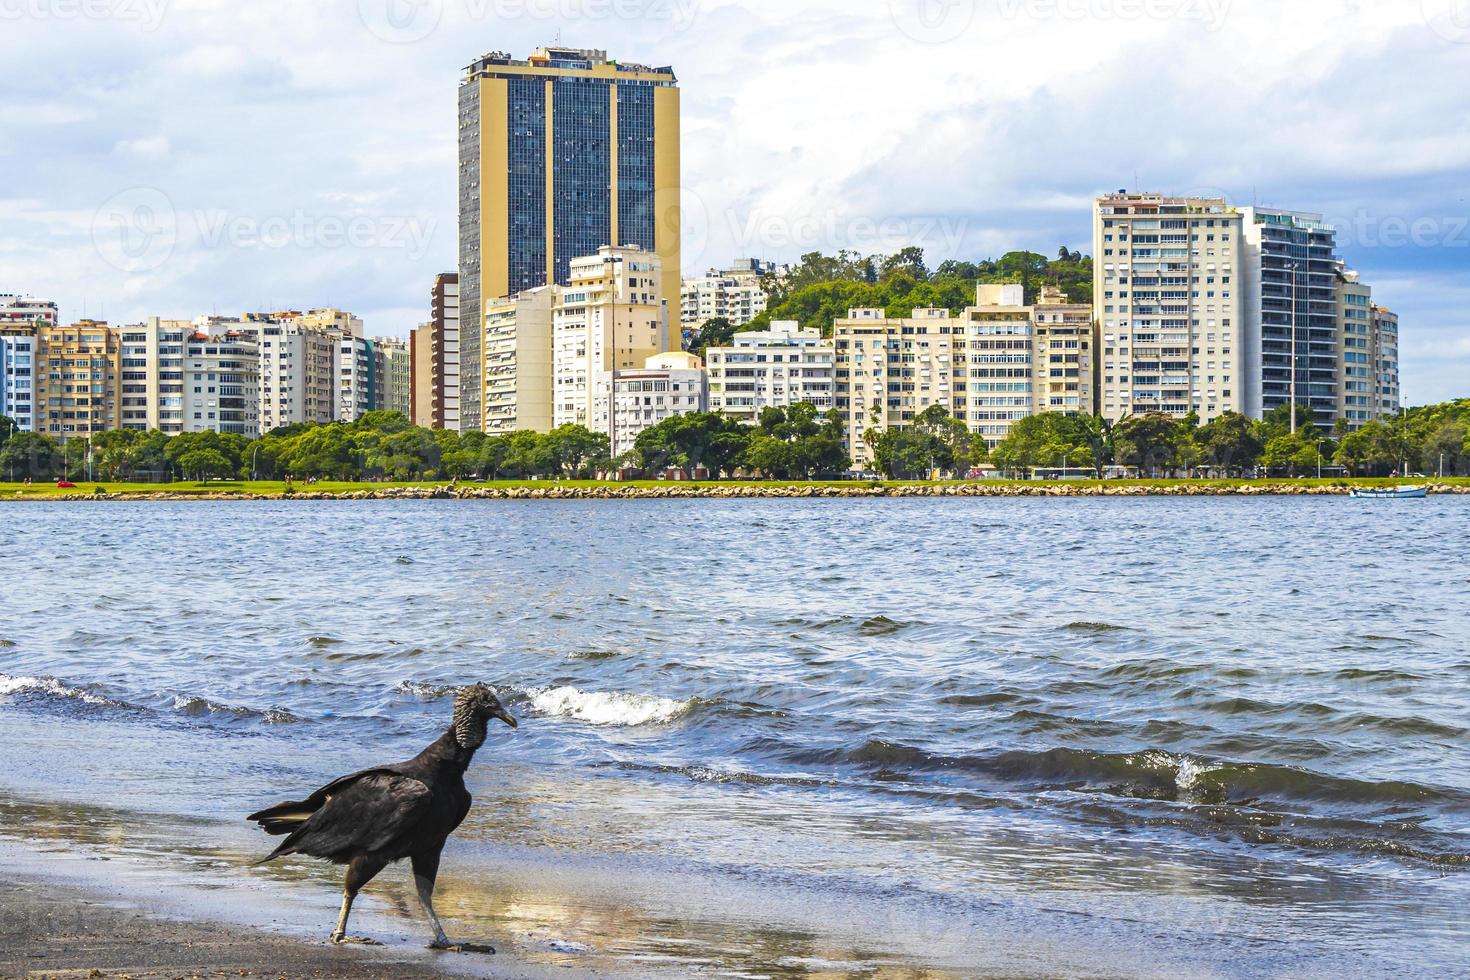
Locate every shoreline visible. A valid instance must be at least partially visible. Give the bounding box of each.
[0,856,490,980]
[3,480,1469,501]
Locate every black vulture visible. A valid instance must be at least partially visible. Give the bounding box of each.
[247,683,518,951]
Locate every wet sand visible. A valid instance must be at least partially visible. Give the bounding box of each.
[0,872,483,979]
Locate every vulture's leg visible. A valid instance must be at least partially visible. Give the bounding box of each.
[330,854,388,945]
[414,850,495,954]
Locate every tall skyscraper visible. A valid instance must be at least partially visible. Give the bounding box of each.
[1240,207,1341,427]
[1094,193,1246,424]
[458,47,680,431]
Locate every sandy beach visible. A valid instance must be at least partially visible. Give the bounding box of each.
[0,872,476,979]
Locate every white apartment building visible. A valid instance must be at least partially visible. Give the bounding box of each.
[338,336,379,422]
[1372,307,1401,420]
[0,327,37,431]
[590,352,707,459]
[832,286,1099,465]
[553,246,668,429]
[962,284,1033,444]
[0,298,59,432]
[1336,267,1375,429]
[1094,193,1245,423]
[183,331,260,438]
[377,339,412,418]
[1030,286,1097,418]
[244,317,338,433]
[680,259,781,331]
[0,295,58,327]
[119,318,190,434]
[484,285,555,433]
[833,307,958,470]
[958,284,1096,445]
[705,321,834,424]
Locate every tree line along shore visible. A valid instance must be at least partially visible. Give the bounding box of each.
[2,398,1468,488]
[4,479,1468,502]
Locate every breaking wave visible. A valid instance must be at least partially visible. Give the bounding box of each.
[527,685,692,727]
[0,673,136,710]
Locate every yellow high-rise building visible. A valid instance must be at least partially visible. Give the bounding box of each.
[457,47,680,431]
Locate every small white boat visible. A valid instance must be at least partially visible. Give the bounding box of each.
[1350,486,1428,499]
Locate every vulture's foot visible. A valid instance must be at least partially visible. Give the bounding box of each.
[429,940,497,954]
[330,932,383,946]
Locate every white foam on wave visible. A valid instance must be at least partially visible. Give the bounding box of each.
[526,685,691,727]
[0,673,123,707]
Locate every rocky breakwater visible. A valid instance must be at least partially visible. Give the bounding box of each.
[20,482,1470,501]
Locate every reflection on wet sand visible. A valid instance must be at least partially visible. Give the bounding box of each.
[0,792,967,978]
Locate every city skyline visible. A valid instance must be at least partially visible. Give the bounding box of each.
[4,1,1467,402]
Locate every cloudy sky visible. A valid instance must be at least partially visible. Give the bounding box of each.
[3,0,1467,401]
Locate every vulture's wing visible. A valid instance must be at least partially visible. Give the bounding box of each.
[254,771,433,863]
[248,766,394,835]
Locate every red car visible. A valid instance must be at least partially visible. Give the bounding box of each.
[55,480,77,488]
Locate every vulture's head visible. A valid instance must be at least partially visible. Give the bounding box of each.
[452,683,518,749]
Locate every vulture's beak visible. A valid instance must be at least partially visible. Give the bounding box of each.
[494,707,519,729]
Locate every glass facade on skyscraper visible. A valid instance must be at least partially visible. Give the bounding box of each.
[456,48,679,432]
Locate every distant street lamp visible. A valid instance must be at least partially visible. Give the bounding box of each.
[1288,260,1300,436]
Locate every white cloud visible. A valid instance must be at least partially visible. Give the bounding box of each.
[114,135,171,158]
[1,0,1466,399]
